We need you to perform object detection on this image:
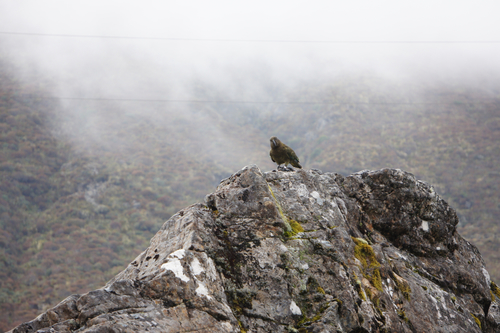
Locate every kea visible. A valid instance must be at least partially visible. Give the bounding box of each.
[269,136,302,170]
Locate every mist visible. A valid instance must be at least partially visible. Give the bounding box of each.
[1,1,499,171]
[0,0,499,175]
[2,1,500,95]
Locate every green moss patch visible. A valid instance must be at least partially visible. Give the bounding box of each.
[471,313,482,329]
[352,237,383,293]
[491,281,500,298]
[371,268,383,291]
[286,219,305,237]
[267,184,295,237]
[352,237,380,270]
[352,271,366,301]
[393,273,412,301]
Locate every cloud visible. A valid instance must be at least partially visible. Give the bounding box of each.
[1,0,499,169]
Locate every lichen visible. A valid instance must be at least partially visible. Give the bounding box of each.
[352,237,382,293]
[319,302,330,312]
[226,288,256,317]
[471,313,481,329]
[317,286,325,294]
[296,301,330,330]
[393,273,411,301]
[372,296,384,317]
[365,287,372,300]
[267,184,295,236]
[238,320,247,333]
[296,315,308,327]
[371,268,383,291]
[397,309,409,322]
[285,219,304,238]
[491,281,500,298]
[352,237,380,269]
[352,271,366,301]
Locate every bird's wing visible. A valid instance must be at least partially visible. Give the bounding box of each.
[287,149,302,168]
[287,150,299,163]
[270,151,275,163]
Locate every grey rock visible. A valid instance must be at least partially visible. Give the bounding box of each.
[8,165,499,333]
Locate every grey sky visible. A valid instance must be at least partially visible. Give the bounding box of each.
[1,1,499,87]
[1,1,499,40]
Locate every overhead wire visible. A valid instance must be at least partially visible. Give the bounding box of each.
[16,96,495,106]
[2,31,499,106]
[1,31,499,44]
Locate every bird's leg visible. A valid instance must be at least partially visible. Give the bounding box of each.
[279,165,293,172]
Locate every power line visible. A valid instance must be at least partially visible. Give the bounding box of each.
[1,31,499,44]
[32,96,497,106]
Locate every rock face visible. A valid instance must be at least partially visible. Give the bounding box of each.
[9,165,500,333]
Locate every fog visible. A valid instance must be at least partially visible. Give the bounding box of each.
[1,0,500,167]
[2,1,500,89]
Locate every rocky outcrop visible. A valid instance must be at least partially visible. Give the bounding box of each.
[8,165,500,333]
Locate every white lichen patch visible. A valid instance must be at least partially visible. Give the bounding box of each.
[420,220,429,232]
[161,250,190,282]
[191,253,217,281]
[385,278,394,297]
[204,256,218,281]
[296,184,309,197]
[170,249,186,260]
[429,295,442,319]
[354,237,368,245]
[387,284,394,297]
[328,202,347,225]
[482,267,491,285]
[310,191,324,205]
[290,301,302,315]
[396,252,408,261]
[195,281,212,299]
[190,257,204,276]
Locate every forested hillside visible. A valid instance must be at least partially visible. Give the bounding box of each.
[0,58,233,330]
[1,57,499,331]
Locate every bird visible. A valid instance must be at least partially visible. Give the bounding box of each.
[269,136,302,170]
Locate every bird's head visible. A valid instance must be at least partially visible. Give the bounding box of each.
[270,136,281,148]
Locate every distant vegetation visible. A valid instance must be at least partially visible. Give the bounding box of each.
[1,56,499,331]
